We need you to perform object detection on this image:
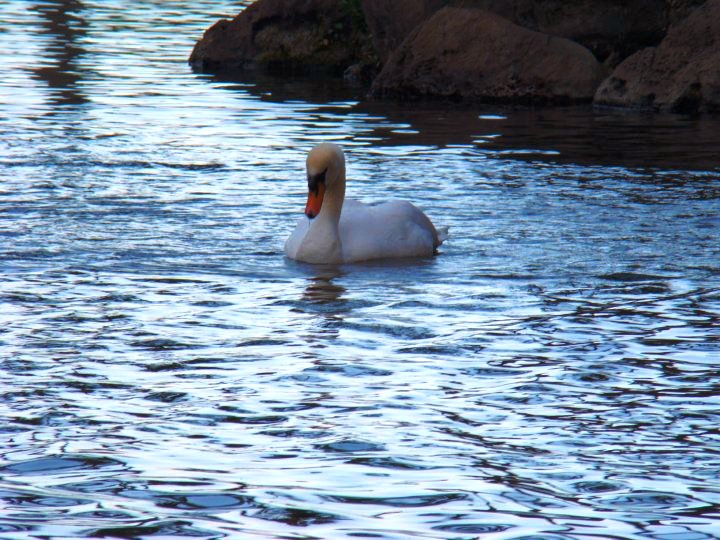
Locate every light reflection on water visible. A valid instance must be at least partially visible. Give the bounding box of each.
[1,1,720,539]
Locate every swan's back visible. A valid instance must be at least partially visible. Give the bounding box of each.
[339,199,441,262]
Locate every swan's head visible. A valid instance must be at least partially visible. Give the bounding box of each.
[304,143,345,219]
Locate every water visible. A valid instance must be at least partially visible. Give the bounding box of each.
[1,1,720,538]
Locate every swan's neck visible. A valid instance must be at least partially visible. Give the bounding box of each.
[320,173,345,223]
[300,170,345,263]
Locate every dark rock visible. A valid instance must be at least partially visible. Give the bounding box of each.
[594,0,720,113]
[189,0,372,75]
[343,61,378,85]
[371,7,607,104]
[360,0,445,63]
[360,0,668,68]
[449,0,667,67]
[667,0,706,25]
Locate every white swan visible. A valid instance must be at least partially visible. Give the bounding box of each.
[285,143,446,264]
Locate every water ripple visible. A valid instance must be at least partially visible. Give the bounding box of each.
[1,0,719,538]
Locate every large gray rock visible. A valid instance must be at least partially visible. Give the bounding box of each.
[594,0,720,113]
[371,7,607,103]
[189,0,371,75]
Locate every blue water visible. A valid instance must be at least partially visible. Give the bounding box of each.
[1,1,720,539]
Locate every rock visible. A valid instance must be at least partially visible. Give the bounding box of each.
[450,0,667,66]
[594,0,720,113]
[360,0,668,68]
[343,61,378,85]
[189,0,372,75]
[360,0,445,63]
[666,0,706,26]
[371,7,607,104]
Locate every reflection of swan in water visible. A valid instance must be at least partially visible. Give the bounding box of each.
[297,269,347,339]
[285,143,447,264]
[302,272,345,305]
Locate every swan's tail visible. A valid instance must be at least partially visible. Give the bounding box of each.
[435,226,449,247]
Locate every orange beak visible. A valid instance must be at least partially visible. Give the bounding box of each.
[305,181,325,219]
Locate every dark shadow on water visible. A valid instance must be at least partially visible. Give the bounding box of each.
[199,69,365,105]
[201,70,720,171]
[32,0,90,110]
[474,106,720,171]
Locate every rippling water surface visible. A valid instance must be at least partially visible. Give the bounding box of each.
[2,2,720,538]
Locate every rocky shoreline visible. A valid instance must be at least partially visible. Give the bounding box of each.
[189,0,720,114]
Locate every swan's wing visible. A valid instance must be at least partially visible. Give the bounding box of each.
[339,199,440,262]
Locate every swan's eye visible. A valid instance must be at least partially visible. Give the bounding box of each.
[308,170,327,194]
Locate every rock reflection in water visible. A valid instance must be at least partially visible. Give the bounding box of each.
[212,70,720,170]
[32,0,89,108]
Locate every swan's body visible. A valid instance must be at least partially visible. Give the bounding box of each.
[285,143,445,264]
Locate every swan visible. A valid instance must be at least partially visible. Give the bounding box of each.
[284,143,446,264]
